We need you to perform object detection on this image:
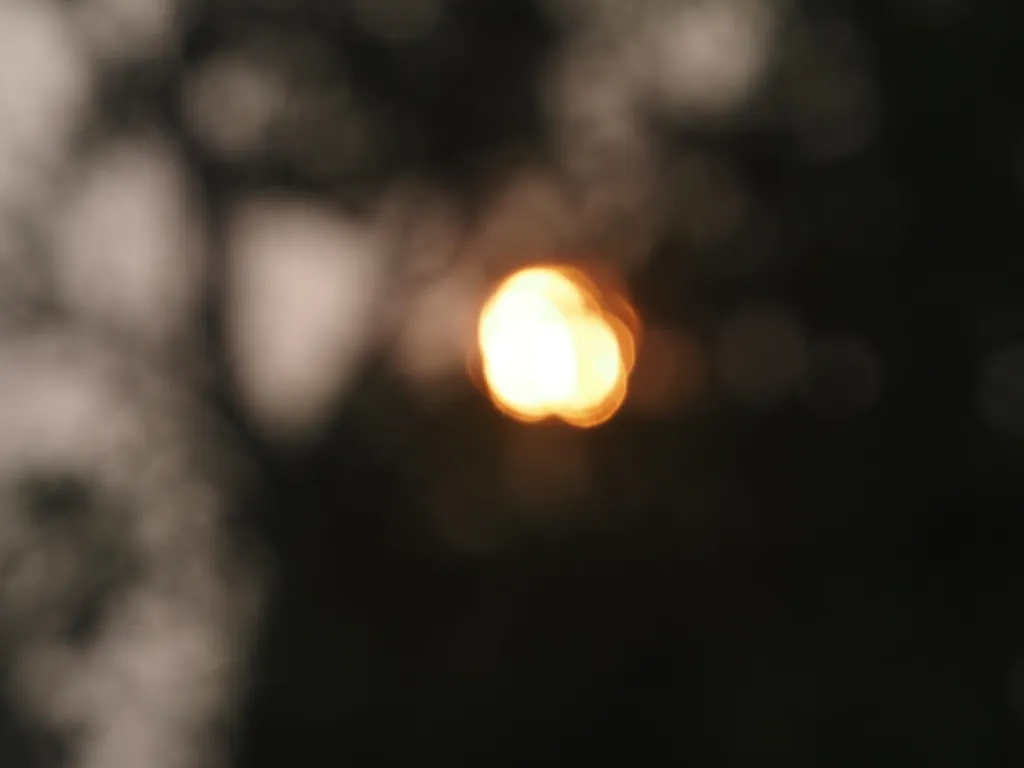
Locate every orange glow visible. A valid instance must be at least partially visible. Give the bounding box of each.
[477,265,637,427]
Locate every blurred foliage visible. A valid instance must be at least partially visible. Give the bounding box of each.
[2,0,1024,765]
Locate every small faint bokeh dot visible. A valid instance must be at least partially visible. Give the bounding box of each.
[716,305,807,407]
[977,344,1024,436]
[802,334,883,420]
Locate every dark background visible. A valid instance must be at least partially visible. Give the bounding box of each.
[5,0,1024,764]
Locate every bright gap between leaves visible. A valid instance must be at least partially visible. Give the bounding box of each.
[478,265,636,428]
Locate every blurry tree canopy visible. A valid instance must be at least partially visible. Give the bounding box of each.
[1,0,1024,765]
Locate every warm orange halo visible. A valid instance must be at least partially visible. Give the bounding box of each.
[477,265,637,427]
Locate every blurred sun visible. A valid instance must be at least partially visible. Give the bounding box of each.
[477,265,637,427]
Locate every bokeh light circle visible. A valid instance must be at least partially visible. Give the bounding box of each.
[477,265,637,427]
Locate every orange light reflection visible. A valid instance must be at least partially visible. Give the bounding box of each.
[477,265,637,428]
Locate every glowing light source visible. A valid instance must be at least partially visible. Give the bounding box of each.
[477,265,637,427]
